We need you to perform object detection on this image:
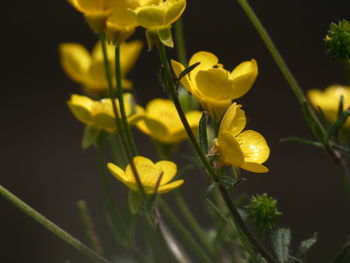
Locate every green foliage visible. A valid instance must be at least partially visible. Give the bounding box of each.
[247,193,282,231]
[199,112,209,154]
[325,19,350,65]
[82,125,108,149]
[272,228,291,263]
[296,233,317,260]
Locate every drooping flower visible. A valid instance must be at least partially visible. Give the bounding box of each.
[136,98,202,144]
[308,85,350,126]
[171,51,258,120]
[59,40,143,94]
[213,103,270,173]
[128,0,186,30]
[67,93,143,133]
[107,156,184,194]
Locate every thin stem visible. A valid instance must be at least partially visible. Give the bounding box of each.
[114,45,138,156]
[236,0,326,139]
[0,185,110,263]
[160,201,213,263]
[77,200,104,255]
[174,18,188,66]
[174,191,217,257]
[156,42,276,263]
[99,33,146,197]
[330,237,350,263]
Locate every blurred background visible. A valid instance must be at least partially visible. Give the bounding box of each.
[1,0,350,262]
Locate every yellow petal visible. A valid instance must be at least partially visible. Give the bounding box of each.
[144,117,171,143]
[155,160,177,184]
[107,162,128,183]
[217,131,244,167]
[91,113,116,130]
[195,68,233,100]
[158,179,184,194]
[67,94,94,125]
[230,59,258,99]
[219,103,246,136]
[59,43,91,83]
[133,6,167,28]
[119,41,143,76]
[125,156,161,186]
[188,51,219,77]
[171,110,201,143]
[237,130,270,164]
[164,0,186,25]
[106,7,138,33]
[241,162,269,173]
[171,59,193,94]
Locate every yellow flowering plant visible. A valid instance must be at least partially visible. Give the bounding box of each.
[4,1,350,263]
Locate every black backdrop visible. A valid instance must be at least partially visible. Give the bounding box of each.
[1,0,350,262]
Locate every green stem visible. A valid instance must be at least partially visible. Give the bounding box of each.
[0,185,110,263]
[99,33,146,197]
[174,18,188,66]
[114,45,138,156]
[156,42,276,263]
[174,191,216,257]
[77,200,104,255]
[236,0,326,139]
[160,201,213,263]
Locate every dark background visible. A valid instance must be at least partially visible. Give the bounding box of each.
[1,0,350,262]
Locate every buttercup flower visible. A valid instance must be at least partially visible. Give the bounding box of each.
[107,156,184,194]
[136,98,202,144]
[67,0,129,32]
[59,40,143,94]
[308,85,350,126]
[68,93,143,133]
[213,103,270,173]
[128,0,186,30]
[171,51,258,120]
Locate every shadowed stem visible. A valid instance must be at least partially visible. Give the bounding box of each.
[156,42,276,263]
[0,185,110,263]
[99,33,146,197]
[174,18,188,66]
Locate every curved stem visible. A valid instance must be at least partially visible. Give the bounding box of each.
[156,42,276,263]
[114,45,138,156]
[99,33,146,197]
[0,185,110,263]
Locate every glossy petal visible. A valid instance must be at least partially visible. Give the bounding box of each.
[188,51,219,77]
[164,0,186,25]
[230,59,258,99]
[155,160,177,184]
[59,43,91,83]
[237,130,270,164]
[133,6,167,28]
[241,162,269,173]
[107,162,128,183]
[126,156,161,186]
[219,103,246,136]
[158,179,184,194]
[218,131,244,167]
[171,59,193,94]
[143,117,171,143]
[67,94,94,124]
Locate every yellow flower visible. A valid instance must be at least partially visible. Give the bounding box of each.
[59,40,143,94]
[308,85,350,126]
[107,156,184,194]
[171,51,258,120]
[128,0,186,29]
[67,93,143,132]
[214,103,270,173]
[136,98,202,144]
[67,0,129,32]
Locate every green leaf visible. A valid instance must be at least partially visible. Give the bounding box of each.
[297,233,317,259]
[272,228,291,263]
[279,137,323,148]
[327,108,350,140]
[128,190,143,214]
[301,101,326,142]
[82,125,101,149]
[204,183,216,199]
[178,62,200,81]
[199,112,209,153]
[219,175,237,190]
[157,26,173,48]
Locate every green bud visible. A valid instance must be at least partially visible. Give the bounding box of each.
[246,193,282,230]
[325,19,350,65]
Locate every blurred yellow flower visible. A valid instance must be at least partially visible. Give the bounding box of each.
[129,0,186,30]
[171,51,258,120]
[214,103,270,173]
[67,0,129,32]
[308,85,350,126]
[59,40,143,94]
[107,156,184,194]
[136,98,202,144]
[67,93,143,133]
